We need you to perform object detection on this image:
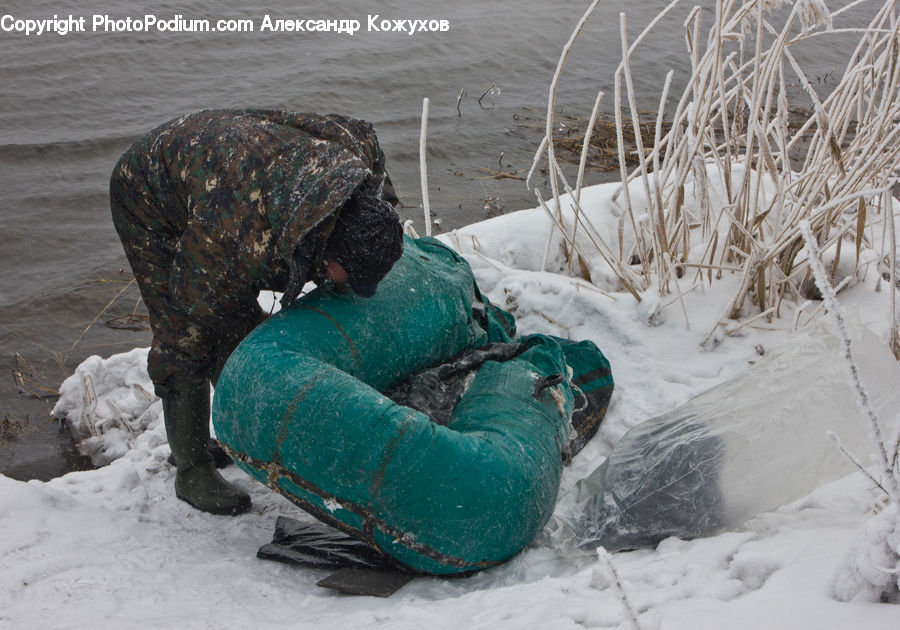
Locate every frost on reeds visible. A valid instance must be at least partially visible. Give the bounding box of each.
[801,220,900,603]
[530,0,900,349]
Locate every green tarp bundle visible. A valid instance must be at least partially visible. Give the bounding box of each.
[212,236,610,574]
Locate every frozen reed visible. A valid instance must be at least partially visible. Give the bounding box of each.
[531,0,900,343]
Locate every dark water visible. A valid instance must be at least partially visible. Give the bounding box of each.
[0,0,874,479]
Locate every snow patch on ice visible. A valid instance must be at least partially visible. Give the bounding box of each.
[51,348,161,466]
[17,177,900,629]
[833,502,900,603]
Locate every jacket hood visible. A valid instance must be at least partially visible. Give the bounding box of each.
[262,136,371,262]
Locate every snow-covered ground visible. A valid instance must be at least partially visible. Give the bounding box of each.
[3,178,899,629]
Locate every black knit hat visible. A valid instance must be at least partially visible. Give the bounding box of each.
[326,192,403,297]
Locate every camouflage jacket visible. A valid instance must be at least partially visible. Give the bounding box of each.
[110,109,397,386]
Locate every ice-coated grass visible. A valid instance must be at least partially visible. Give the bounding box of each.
[801,219,900,602]
[528,0,900,346]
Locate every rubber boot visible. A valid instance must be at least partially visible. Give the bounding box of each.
[166,439,233,469]
[163,381,251,515]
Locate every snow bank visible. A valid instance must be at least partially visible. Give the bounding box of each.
[8,179,899,628]
[52,348,160,465]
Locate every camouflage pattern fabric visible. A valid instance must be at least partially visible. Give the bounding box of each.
[109,109,398,397]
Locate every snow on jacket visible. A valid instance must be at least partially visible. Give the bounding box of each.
[110,108,397,391]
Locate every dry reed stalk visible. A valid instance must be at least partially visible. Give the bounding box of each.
[887,186,899,359]
[68,277,136,353]
[597,548,643,630]
[12,354,60,399]
[537,0,604,271]
[549,159,646,295]
[570,90,606,275]
[420,98,432,237]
